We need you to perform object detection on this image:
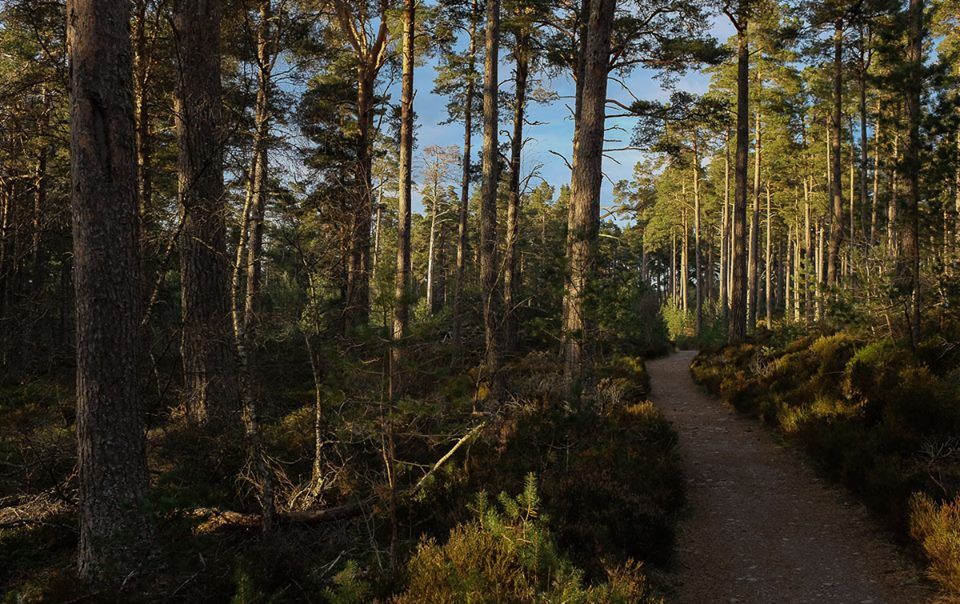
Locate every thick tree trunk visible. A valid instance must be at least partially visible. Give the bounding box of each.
[728,7,749,343]
[393,0,414,386]
[67,0,150,580]
[504,18,529,353]
[452,0,478,348]
[827,17,844,288]
[563,0,615,391]
[346,74,375,328]
[173,0,235,426]
[479,0,502,387]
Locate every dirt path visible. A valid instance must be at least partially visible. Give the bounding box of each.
[648,350,931,604]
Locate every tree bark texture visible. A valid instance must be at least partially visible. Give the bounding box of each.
[67,0,150,580]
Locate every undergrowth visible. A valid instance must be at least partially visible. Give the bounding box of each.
[1,342,682,602]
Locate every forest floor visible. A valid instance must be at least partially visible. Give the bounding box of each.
[649,350,933,604]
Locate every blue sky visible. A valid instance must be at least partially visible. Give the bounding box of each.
[274,13,737,217]
[397,15,737,215]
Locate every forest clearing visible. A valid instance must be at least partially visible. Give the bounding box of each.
[3,0,960,601]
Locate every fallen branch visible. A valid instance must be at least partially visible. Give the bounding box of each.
[188,497,375,532]
[411,421,488,494]
[185,421,490,531]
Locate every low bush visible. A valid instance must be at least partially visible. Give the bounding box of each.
[911,494,960,599]
[462,359,684,578]
[392,476,662,604]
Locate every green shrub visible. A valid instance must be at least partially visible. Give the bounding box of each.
[808,333,860,395]
[842,339,915,423]
[392,476,662,604]
[323,561,373,604]
[465,398,683,576]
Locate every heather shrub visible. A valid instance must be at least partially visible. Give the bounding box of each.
[808,333,860,396]
[911,493,960,600]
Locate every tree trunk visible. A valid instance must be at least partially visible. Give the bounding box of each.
[30,91,50,357]
[426,186,439,312]
[237,0,276,530]
[955,123,960,259]
[765,183,772,326]
[748,102,761,330]
[504,16,529,353]
[393,0,414,388]
[794,220,802,321]
[848,118,856,278]
[859,28,869,241]
[133,0,152,248]
[804,177,813,322]
[0,181,10,369]
[563,0,615,392]
[871,100,881,245]
[888,129,899,258]
[681,203,689,312]
[816,220,825,319]
[720,128,730,315]
[435,222,447,313]
[693,133,702,335]
[902,0,923,344]
[371,186,384,282]
[452,0,479,349]
[174,0,235,426]
[671,229,677,306]
[728,6,749,343]
[346,72,375,328]
[479,0,502,388]
[827,17,844,288]
[68,0,150,580]
[786,225,792,319]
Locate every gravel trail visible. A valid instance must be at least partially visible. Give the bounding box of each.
[648,350,932,604]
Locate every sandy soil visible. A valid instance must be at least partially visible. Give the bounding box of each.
[648,350,932,604]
